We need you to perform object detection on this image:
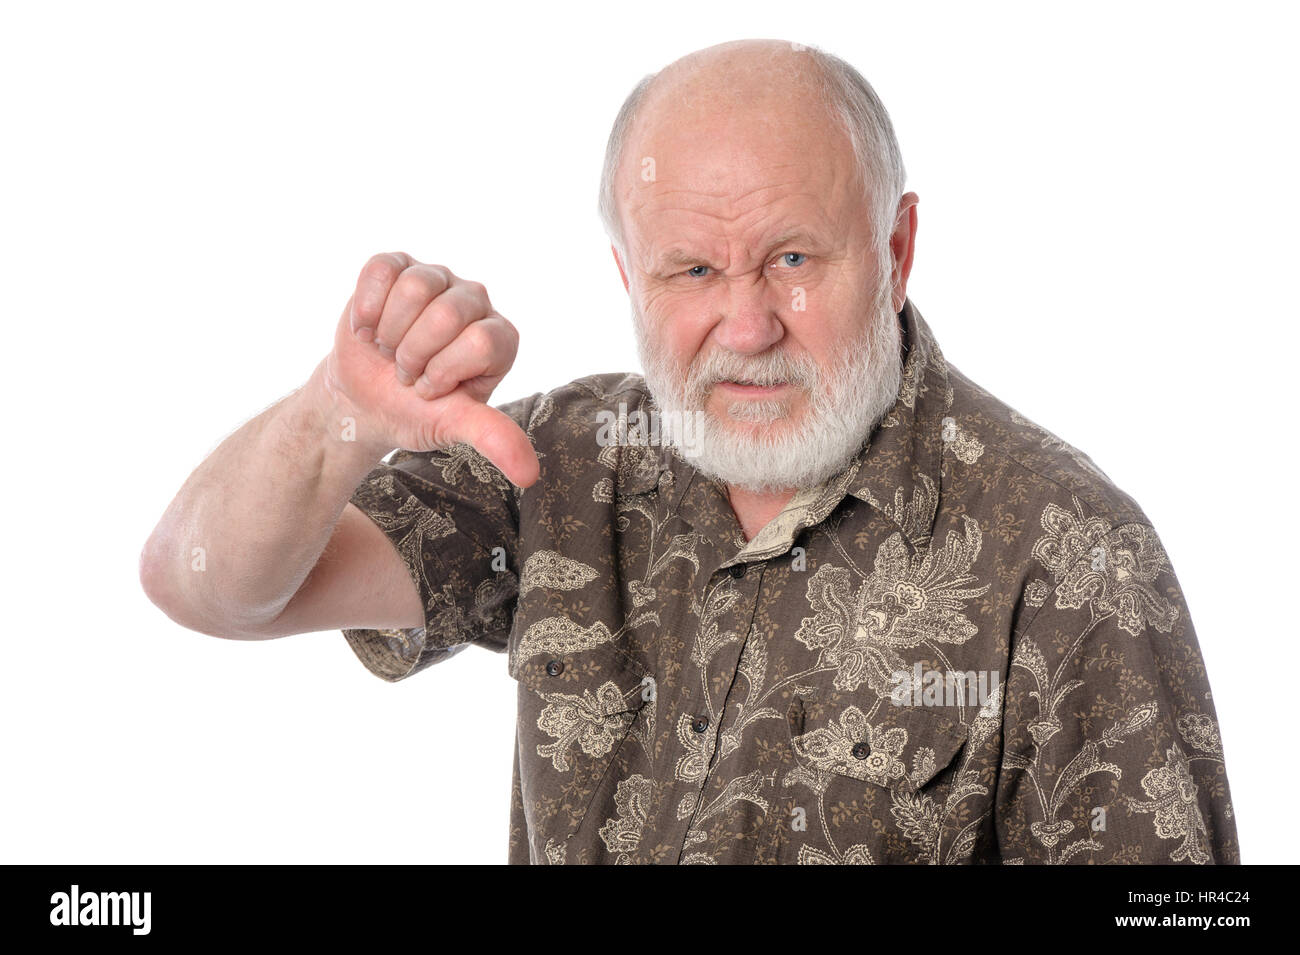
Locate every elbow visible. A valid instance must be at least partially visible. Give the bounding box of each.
[139,530,271,639]
[139,529,186,624]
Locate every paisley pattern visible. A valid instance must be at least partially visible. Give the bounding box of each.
[341,298,1238,864]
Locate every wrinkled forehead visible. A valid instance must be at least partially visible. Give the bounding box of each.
[619,134,862,273]
[617,81,861,264]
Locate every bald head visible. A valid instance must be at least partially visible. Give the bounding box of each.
[634,39,834,129]
[597,39,906,264]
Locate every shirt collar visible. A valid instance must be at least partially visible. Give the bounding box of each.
[629,297,951,559]
[843,296,951,552]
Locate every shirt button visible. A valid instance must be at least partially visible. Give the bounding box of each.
[544,659,564,677]
[691,715,710,733]
[728,564,746,579]
[851,741,870,760]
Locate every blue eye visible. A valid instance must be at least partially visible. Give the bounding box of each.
[776,252,807,268]
[686,265,710,277]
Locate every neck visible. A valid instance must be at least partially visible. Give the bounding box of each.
[726,483,797,542]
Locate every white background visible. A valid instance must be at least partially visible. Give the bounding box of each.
[2,0,1295,864]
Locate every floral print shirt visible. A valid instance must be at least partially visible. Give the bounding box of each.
[341,298,1238,865]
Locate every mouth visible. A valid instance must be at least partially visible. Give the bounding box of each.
[712,379,795,398]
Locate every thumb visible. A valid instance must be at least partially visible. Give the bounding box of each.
[437,391,541,489]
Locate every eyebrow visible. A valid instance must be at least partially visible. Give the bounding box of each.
[654,248,707,270]
[765,228,818,252]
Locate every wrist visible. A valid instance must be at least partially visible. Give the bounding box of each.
[292,360,395,473]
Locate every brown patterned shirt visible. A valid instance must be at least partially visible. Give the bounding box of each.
[341,298,1238,864]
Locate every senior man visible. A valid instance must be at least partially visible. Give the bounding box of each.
[141,39,1238,865]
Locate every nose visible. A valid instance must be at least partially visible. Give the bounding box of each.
[710,280,785,356]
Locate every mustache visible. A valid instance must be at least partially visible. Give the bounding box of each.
[687,348,820,392]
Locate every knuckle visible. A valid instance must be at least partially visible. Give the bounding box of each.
[361,253,401,284]
[486,316,518,357]
[421,366,448,394]
[462,321,495,356]
[356,261,392,305]
[497,315,519,345]
[391,269,437,308]
[354,257,402,321]
[420,295,460,330]
[393,342,425,377]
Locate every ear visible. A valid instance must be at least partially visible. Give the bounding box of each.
[611,244,630,293]
[889,192,919,313]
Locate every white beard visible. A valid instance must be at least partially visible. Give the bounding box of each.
[632,273,904,493]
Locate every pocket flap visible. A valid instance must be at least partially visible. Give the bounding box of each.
[787,696,969,794]
[510,635,653,718]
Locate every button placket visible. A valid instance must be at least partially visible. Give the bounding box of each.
[674,560,767,862]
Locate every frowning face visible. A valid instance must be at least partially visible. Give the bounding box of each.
[611,55,911,492]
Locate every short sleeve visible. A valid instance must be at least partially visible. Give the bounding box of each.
[995,519,1239,864]
[341,391,540,682]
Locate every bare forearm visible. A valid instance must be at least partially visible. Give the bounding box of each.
[140,361,390,636]
[142,252,536,638]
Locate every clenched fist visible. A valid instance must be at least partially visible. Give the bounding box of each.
[321,252,539,487]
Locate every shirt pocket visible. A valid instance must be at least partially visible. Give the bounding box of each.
[509,637,655,864]
[776,691,970,864]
